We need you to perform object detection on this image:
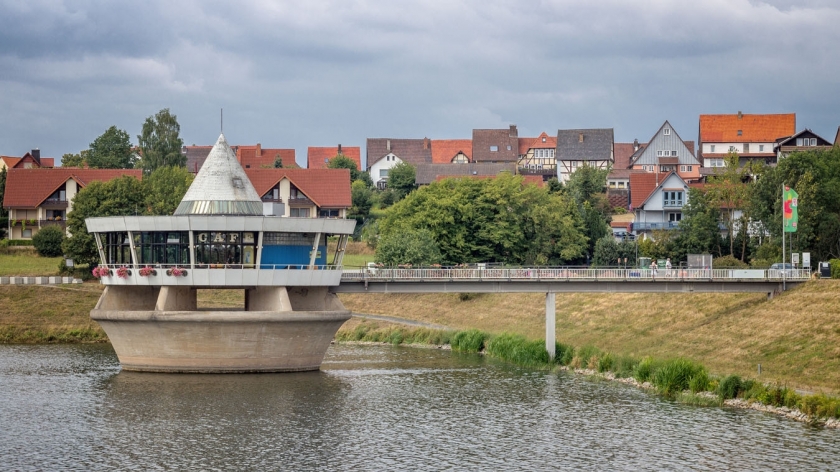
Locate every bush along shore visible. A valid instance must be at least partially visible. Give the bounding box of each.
[336,322,840,428]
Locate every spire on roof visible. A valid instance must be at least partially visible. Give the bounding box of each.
[174,133,263,216]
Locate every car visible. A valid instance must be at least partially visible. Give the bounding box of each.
[769,262,794,277]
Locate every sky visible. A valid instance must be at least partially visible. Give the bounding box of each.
[1,0,838,168]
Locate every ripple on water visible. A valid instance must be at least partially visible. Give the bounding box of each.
[0,343,838,471]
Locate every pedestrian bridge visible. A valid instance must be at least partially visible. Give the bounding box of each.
[334,267,810,294]
[334,266,811,360]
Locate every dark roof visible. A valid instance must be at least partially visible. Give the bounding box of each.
[774,129,833,147]
[414,162,516,185]
[614,142,644,169]
[366,138,432,169]
[183,146,213,174]
[556,129,614,162]
[471,126,519,162]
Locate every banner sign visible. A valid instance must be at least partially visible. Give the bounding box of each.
[783,186,798,233]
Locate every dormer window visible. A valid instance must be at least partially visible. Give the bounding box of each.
[490,145,498,152]
[737,130,743,136]
[664,128,671,136]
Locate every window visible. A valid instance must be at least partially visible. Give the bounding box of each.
[671,150,678,156]
[680,165,693,172]
[506,145,511,151]
[811,138,817,146]
[759,144,764,152]
[669,213,682,222]
[319,209,340,218]
[663,191,684,207]
[796,138,803,146]
[136,231,190,266]
[542,137,546,142]
[737,130,742,136]
[710,145,716,153]
[490,145,498,152]
[22,229,32,238]
[194,231,256,266]
[657,150,663,157]
[618,182,625,188]
[660,165,675,172]
[290,208,310,218]
[729,146,737,152]
[664,128,671,135]
[379,169,389,178]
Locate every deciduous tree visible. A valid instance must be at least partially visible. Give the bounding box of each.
[137,108,185,172]
[87,126,135,169]
[386,162,416,201]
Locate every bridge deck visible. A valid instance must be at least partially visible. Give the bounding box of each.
[334,268,809,294]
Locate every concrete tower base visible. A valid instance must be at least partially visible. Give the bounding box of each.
[91,286,351,373]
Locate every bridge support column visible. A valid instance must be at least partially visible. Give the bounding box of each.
[546,292,556,360]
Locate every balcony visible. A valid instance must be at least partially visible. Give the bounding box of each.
[663,200,684,208]
[41,198,68,209]
[39,219,67,229]
[633,221,681,231]
[287,196,313,206]
[518,166,556,176]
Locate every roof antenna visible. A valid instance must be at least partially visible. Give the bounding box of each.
[221,108,223,134]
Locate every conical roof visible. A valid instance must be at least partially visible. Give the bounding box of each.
[175,134,264,216]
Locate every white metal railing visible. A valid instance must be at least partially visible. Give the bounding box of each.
[340,267,813,283]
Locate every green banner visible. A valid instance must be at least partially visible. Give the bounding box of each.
[783,187,798,233]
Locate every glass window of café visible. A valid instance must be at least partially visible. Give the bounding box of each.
[194,232,257,267]
[103,232,133,265]
[132,231,190,266]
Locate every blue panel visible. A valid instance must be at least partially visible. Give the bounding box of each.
[261,245,327,268]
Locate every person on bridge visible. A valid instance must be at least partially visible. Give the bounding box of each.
[650,260,658,278]
[665,258,672,277]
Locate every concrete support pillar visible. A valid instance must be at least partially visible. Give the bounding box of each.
[95,286,160,311]
[546,292,556,360]
[155,286,197,311]
[245,287,292,312]
[287,286,346,311]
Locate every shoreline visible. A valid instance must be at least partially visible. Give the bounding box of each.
[336,339,840,429]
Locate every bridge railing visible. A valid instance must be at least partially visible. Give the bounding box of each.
[341,267,813,282]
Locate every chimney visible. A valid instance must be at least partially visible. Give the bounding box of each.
[386,139,391,152]
[423,137,430,150]
[737,111,743,119]
[32,148,41,166]
[633,139,639,151]
[337,144,342,155]
[509,124,518,137]
[579,133,584,143]
[255,143,262,156]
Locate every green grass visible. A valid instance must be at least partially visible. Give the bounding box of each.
[0,251,63,276]
[485,333,554,368]
[451,329,486,353]
[340,253,375,268]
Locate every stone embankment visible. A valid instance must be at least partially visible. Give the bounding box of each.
[0,276,83,285]
[564,366,840,429]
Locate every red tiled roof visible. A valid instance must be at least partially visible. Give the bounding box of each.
[629,172,669,209]
[699,113,795,142]
[307,146,362,170]
[431,139,472,164]
[237,146,296,170]
[2,155,54,169]
[517,132,556,155]
[613,143,642,169]
[245,168,351,208]
[3,168,142,208]
[1,156,21,168]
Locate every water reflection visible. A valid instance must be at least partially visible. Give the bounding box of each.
[0,344,838,471]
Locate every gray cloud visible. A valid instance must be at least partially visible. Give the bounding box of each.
[0,0,837,166]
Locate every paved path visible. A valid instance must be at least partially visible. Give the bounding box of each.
[351,312,450,330]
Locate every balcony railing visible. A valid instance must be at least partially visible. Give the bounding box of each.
[633,222,681,231]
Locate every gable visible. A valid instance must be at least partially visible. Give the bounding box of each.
[431,139,472,163]
[631,122,698,166]
[366,138,432,169]
[3,168,142,208]
[244,168,351,208]
[471,128,519,162]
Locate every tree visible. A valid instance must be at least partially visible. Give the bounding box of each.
[375,229,442,266]
[386,162,416,200]
[566,164,611,257]
[327,155,371,185]
[704,152,751,258]
[592,236,637,267]
[273,154,283,168]
[676,188,722,257]
[87,126,135,169]
[350,180,373,219]
[62,177,146,265]
[143,166,194,215]
[137,108,185,172]
[32,225,65,257]
[61,151,87,168]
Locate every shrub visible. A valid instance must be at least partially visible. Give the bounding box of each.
[485,333,552,367]
[718,375,743,399]
[612,355,639,379]
[633,356,658,383]
[830,259,840,279]
[597,352,614,373]
[713,255,748,269]
[32,225,65,257]
[576,345,602,368]
[558,345,575,366]
[689,370,711,393]
[450,329,487,353]
[651,359,706,396]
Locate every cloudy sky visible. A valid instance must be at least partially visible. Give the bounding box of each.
[1,0,838,167]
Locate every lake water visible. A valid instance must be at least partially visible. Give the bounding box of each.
[0,343,838,471]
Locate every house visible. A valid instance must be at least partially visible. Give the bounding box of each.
[1,149,55,170]
[414,162,517,185]
[698,112,795,168]
[472,125,519,163]
[774,129,834,159]
[517,132,557,180]
[431,139,472,164]
[182,143,296,174]
[607,139,645,190]
[556,129,614,183]
[245,168,351,218]
[629,171,690,238]
[3,168,142,239]
[307,144,362,170]
[629,121,700,183]
[366,138,433,188]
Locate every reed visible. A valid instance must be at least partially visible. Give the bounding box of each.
[485,333,553,368]
[651,359,707,396]
[450,329,486,353]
